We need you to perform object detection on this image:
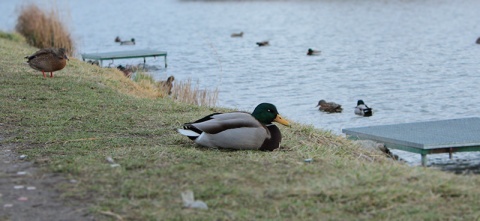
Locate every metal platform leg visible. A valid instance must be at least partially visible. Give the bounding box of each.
[421,154,427,166]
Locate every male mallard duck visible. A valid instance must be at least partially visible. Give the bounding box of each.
[307,48,321,56]
[177,103,290,151]
[158,75,175,95]
[256,41,269,47]
[25,48,68,78]
[120,38,135,45]
[317,100,343,113]
[354,100,373,117]
[114,36,121,43]
[231,32,244,37]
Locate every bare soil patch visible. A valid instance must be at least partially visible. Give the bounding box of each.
[0,137,95,221]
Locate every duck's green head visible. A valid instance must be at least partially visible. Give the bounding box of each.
[357,100,365,105]
[252,103,290,126]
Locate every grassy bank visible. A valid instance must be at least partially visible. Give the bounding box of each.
[1,35,480,220]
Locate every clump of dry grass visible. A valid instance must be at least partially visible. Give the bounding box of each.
[171,78,218,107]
[16,3,74,55]
[130,71,218,106]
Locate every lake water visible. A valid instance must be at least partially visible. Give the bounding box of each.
[1,0,480,172]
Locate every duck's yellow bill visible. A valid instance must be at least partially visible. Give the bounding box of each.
[274,114,290,127]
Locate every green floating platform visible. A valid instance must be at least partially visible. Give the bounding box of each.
[81,49,167,68]
[343,117,480,166]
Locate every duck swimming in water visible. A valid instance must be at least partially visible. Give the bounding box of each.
[317,100,343,113]
[231,32,244,37]
[256,41,269,47]
[120,38,135,45]
[307,48,321,56]
[354,100,373,117]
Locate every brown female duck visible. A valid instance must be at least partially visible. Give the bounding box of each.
[25,48,68,78]
[231,32,244,37]
[158,75,175,95]
[317,99,343,113]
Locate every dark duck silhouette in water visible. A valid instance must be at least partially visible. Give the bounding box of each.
[354,100,373,117]
[317,99,343,113]
[307,48,321,56]
[177,103,290,151]
[231,32,244,37]
[120,38,135,45]
[256,41,269,46]
[24,48,68,78]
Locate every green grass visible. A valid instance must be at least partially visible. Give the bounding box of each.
[1,35,480,221]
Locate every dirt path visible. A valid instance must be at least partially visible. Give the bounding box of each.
[0,138,95,221]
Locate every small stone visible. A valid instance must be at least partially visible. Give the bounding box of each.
[19,155,27,160]
[17,171,27,175]
[18,197,28,201]
[105,157,115,164]
[186,201,208,210]
[4,204,13,208]
[14,185,24,190]
[181,190,208,210]
[70,179,77,183]
[110,164,121,168]
[304,158,313,163]
[27,186,36,190]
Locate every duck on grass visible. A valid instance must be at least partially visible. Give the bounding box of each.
[177,103,290,151]
[24,47,69,78]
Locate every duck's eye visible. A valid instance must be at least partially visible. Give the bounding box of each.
[267,109,272,112]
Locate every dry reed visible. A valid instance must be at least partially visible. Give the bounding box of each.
[16,3,74,55]
[130,71,218,106]
[171,78,218,107]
